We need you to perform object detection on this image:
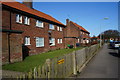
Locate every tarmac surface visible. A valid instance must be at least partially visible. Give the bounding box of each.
[77,44,119,78]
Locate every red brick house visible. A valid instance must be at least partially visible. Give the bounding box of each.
[64,19,90,48]
[90,36,99,45]
[1,0,66,64]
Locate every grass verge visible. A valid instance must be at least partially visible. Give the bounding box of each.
[2,47,83,72]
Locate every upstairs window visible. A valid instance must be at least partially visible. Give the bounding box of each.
[16,14,22,23]
[49,38,55,46]
[57,26,62,31]
[24,37,30,45]
[49,24,54,30]
[60,27,62,31]
[36,20,44,28]
[24,16,30,25]
[57,26,60,31]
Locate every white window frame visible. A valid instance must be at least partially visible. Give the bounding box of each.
[57,26,62,31]
[24,16,30,25]
[49,38,55,46]
[57,26,60,31]
[78,39,80,43]
[57,38,62,44]
[16,14,22,23]
[24,37,30,45]
[81,32,82,34]
[36,20,44,28]
[60,27,62,31]
[36,37,44,47]
[57,39,60,44]
[60,39,62,43]
[49,24,54,30]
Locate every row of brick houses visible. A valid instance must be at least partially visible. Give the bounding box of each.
[1,0,90,64]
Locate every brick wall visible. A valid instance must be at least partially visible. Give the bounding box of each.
[2,32,9,64]
[2,7,65,64]
[2,32,23,65]
[64,19,80,48]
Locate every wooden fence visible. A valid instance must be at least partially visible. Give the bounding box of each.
[17,44,100,79]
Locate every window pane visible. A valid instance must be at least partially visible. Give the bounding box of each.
[36,20,43,28]
[25,37,30,45]
[60,39,62,43]
[20,15,22,23]
[60,27,62,31]
[58,39,59,43]
[24,16,27,24]
[50,38,55,46]
[49,24,54,30]
[57,26,59,31]
[36,20,38,26]
[16,14,19,22]
[36,37,44,47]
[28,18,30,25]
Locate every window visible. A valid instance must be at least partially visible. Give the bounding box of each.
[58,38,62,44]
[49,38,55,46]
[24,16,30,25]
[78,39,79,43]
[24,37,30,45]
[36,37,44,47]
[49,24,54,30]
[57,26,62,31]
[16,14,22,23]
[57,26,60,31]
[81,32,82,34]
[36,20,44,28]
[60,27,62,31]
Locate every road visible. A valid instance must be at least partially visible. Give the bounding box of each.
[77,43,119,78]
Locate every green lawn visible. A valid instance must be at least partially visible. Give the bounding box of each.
[2,47,83,72]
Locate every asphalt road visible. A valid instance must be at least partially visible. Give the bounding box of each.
[77,43,119,78]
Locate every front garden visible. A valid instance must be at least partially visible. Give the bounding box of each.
[2,47,84,72]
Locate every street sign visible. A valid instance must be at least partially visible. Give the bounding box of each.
[57,59,64,64]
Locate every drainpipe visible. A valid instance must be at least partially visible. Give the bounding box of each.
[8,10,12,63]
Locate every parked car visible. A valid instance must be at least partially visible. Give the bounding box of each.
[118,46,120,55]
[109,41,120,49]
[114,41,120,49]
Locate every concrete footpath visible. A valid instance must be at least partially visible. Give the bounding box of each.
[77,44,119,78]
[2,70,25,78]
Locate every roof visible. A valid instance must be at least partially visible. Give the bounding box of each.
[91,37,99,39]
[1,0,65,26]
[70,21,90,34]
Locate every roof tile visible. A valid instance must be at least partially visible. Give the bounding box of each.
[70,21,90,33]
[1,0,65,26]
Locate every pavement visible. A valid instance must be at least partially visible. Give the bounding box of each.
[2,70,25,78]
[76,43,119,78]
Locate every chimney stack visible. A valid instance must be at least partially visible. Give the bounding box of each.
[23,0,33,9]
[66,19,69,26]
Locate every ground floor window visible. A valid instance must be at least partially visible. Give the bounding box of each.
[24,37,30,45]
[49,38,55,46]
[36,37,44,47]
[57,38,62,44]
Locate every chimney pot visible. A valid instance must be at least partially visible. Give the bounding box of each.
[23,0,33,9]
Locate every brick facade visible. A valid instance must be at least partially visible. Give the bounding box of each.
[64,19,80,48]
[1,1,90,65]
[1,2,65,64]
[64,19,90,48]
